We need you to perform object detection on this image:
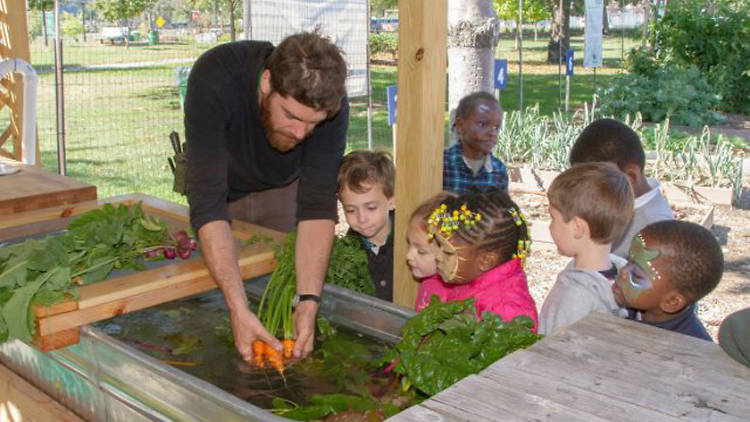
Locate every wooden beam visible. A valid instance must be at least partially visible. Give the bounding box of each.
[0,0,33,163]
[393,0,447,308]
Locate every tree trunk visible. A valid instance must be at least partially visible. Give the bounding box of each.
[124,20,130,48]
[243,0,251,39]
[514,17,520,50]
[81,6,86,42]
[642,0,649,48]
[42,8,49,47]
[603,0,609,35]
[229,3,236,42]
[447,0,499,140]
[547,0,570,63]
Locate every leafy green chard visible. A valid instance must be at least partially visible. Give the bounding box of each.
[0,202,194,343]
[380,296,541,396]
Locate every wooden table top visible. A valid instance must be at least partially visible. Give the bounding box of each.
[389,312,750,422]
[0,158,97,215]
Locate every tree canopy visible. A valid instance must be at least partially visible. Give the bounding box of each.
[493,0,550,22]
[94,0,156,23]
[371,0,397,17]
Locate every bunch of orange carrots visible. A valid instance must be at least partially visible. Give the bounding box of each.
[251,338,295,374]
[254,236,298,374]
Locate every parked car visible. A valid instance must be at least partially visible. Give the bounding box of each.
[371,17,398,33]
[100,27,129,44]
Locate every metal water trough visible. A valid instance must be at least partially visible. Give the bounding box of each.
[0,278,414,421]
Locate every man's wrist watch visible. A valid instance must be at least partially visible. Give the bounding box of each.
[292,294,321,308]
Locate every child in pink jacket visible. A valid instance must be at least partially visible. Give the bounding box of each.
[413,189,538,332]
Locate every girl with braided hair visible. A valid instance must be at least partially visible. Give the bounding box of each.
[413,188,538,332]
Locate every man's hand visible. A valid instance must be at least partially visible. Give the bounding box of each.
[293,219,335,356]
[198,220,281,362]
[230,306,281,362]
[293,300,319,358]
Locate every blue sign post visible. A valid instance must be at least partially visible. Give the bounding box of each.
[494,59,508,90]
[565,49,574,111]
[565,49,575,76]
[386,85,397,126]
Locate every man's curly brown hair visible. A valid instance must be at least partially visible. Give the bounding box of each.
[266,32,348,117]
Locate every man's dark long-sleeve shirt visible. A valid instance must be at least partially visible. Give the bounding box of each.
[184,40,349,231]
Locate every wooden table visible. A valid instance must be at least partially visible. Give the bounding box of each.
[390,312,750,422]
[0,158,97,215]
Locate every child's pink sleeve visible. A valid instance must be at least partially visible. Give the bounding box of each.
[415,275,449,312]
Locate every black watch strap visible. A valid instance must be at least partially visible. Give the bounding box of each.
[293,294,321,307]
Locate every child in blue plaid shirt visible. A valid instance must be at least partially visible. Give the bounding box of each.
[443,91,508,195]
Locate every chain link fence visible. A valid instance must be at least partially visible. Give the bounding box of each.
[26,0,395,203]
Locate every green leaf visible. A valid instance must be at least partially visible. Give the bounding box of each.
[139,216,163,232]
[309,393,378,412]
[271,397,295,411]
[278,404,336,420]
[2,270,55,342]
[166,333,201,356]
[80,256,115,285]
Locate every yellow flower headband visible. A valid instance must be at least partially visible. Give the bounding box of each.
[427,203,481,240]
[509,207,532,266]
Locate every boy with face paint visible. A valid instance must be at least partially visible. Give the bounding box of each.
[613,220,723,341]
[416,189,538,331]
[443,92,508,195]
[539,163,634,335]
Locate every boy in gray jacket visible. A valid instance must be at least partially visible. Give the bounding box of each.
[539,162,634,335]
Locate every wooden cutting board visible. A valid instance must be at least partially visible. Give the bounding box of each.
[0,193,284,351]
[0,157,97,215]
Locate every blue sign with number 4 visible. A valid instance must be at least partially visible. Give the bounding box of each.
[494,59,508,90]
[565,49,574,76]
[386,85,397,126]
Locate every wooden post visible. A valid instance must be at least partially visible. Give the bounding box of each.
[393,0,447,308]
[0,0,36,164]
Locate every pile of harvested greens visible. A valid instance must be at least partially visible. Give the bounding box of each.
[380,296,541,396]
[0,203,196,342]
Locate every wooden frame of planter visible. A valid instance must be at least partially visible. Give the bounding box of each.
[0,193,284,352]
[508,165,734,207]
[525,201,714,245]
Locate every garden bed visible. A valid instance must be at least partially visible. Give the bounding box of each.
[510,190,714,244]
[509,164,734,206]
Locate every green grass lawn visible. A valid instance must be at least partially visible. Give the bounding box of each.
[27,33,638,203]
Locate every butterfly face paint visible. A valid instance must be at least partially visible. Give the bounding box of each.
[435,233,461,283]
[615,234,662,304]
[434,233,479,284]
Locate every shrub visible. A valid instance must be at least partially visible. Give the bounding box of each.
[648,0,750,113]
[370,32,397,61]
[62,12,84,40]
[597,64,722,128]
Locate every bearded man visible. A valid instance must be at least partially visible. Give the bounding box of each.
[184,32,348,363]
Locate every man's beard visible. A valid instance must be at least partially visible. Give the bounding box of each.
[261,94,301,153]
